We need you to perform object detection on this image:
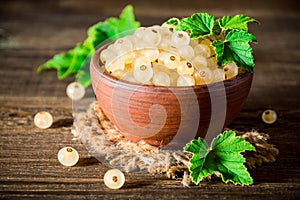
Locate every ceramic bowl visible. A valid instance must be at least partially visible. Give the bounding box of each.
[90,45,253,147]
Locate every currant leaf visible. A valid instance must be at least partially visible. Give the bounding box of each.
[219,14,257,32]
[212,30,257,72]
[184,130,256,185]
[176,13,214,38]
[165,17,180,26]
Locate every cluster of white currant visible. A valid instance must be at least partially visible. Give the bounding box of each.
[100,25,239,86]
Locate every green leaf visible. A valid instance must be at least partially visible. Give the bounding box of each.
[176,13,214,38]
[165,17,180,26]
[184,130,255,185]
[212,30,257,72]
[212,19,222,35]
[96,5,140,40]
[219,14,257,32]
[37,5,140,88]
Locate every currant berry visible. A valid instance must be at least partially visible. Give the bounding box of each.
[223,62,239,79]
[57,147,79,167]
[192,55,208,68]
[133,57,153,83]
[153,71,171,86]
[193,44,211,58]
[177,45,195,61]
[189,39,199,47]
[111,69,125,79]
[262,109,277,124]
[177,75,195,86]
[113,37,133,53]
[122,75,138,83]
[34,111,53,129]
[144,27,162,46]
[105,58,125,73]
[193,67,213,85]
[143,48,160,62]
[212,68,225,82]
[104,169,125,189]
[134,27,147,39]
[169,71,179,86]
[66,82,85,100]
[171,31,190,47]
[100,48,117,63]
[158,52,180,69]
[177,61,194,75]
[153,63,170,74]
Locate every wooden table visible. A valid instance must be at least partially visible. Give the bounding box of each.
[0,0,299,199]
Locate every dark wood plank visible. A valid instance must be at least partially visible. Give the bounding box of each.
[0,0,299,199]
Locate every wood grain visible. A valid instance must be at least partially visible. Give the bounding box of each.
[0,0,299,199]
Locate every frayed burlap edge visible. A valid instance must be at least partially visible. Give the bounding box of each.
[72,102,279,187]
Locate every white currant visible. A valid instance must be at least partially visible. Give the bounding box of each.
[104,169,125,189]
[171,31,190,47]
[153,71,171,86]
[262,109,277,124]
[34,111,53,129]
[66,82,85,100]
[177,61,194,75]
[177,75,195,86]
[223,62,239,79]
[57,147,79,167]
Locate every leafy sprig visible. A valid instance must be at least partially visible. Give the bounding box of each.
[184,130,256,185]
[37,5,140,87]
[168,13,258,72]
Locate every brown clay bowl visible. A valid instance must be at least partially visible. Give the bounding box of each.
[90,45,253,147]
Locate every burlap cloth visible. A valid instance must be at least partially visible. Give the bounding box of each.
[72,102,279,186]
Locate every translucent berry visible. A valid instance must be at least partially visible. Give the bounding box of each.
[100,48,117,63]
[262,109,277,124]
[158,52,180,69]
[161,22,176,31]
[113,37,133,53]
[133,56,152,69]
[177,45,195,61]
[104,169,125,189]
[133,57,153,83]
[223,62,239,79]
[111,69,125,79]
[158,37,171,49]
[121,51,136,64]
[122,75,137,83]
[189,39,199,47]
[177,61,194,75]
[212,69,225,82]
[177,75,195,86]
[134,27,146,39]
[66,82,85,100]
[207,57,218,69]
[169,71,179,86]
[144,27,162,46]
[57,147,79,167]
[171,31,190,47]
[192,55,208,68]
[200,38,213,47]
[194,67,213,85]
[105,58,125,73]
[143,48,160,62]
[158,26,172,38]
[193,44,211,58]
[153,71,171,86]
[153,63,170,74]
[34,111,53,129]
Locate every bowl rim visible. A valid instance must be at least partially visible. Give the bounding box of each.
[90,43,253,90]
